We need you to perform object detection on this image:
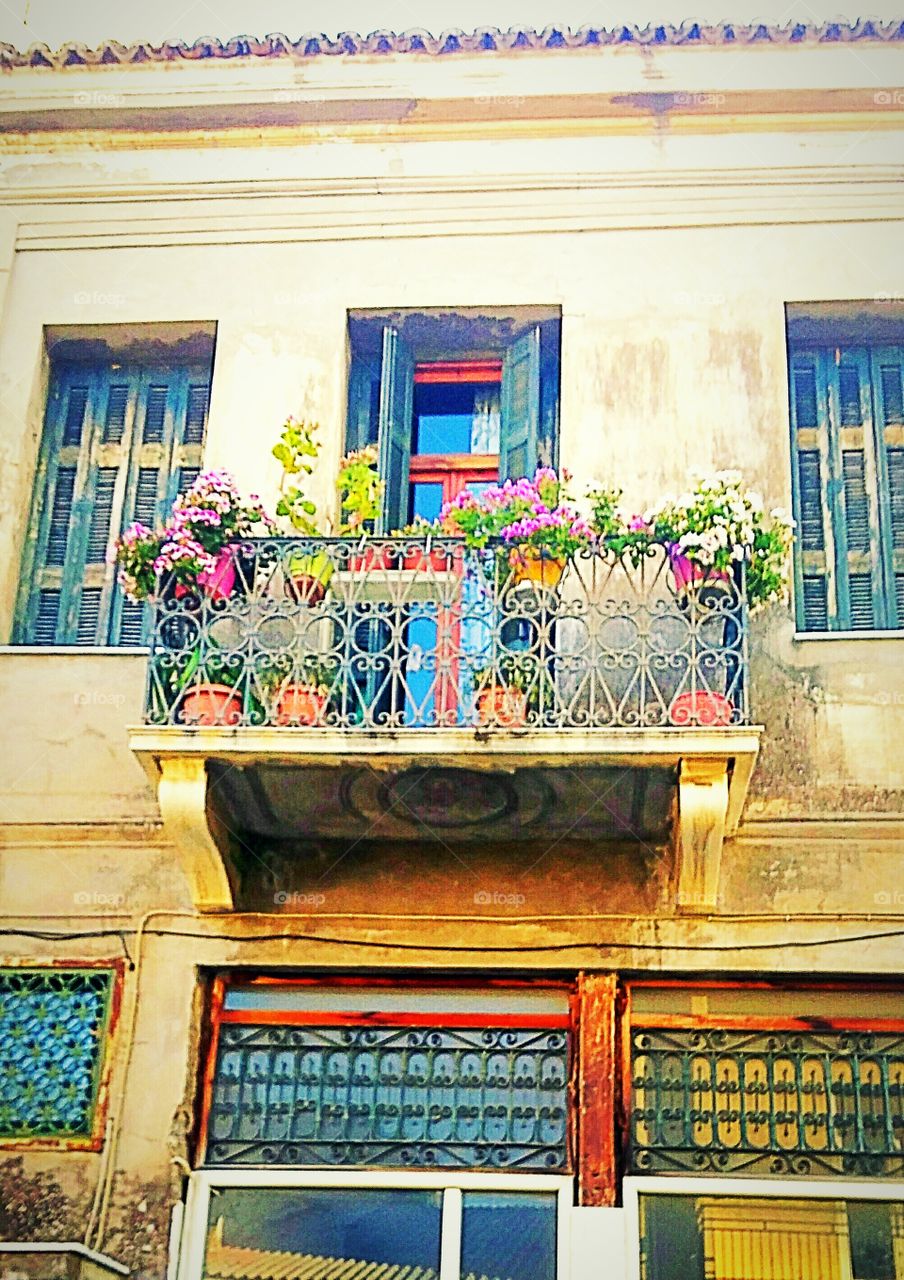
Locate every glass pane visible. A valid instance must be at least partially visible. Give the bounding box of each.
[203,1188,442,1280]
[414,383,500,455]
[461,1192,557,1280]
[411,482,445,523]
[638,1195,904,1280]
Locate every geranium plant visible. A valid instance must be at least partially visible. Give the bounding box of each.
[644,471,794,609]
[439,468,589,555]
[113,470,273,602]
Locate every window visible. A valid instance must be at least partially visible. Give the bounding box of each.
[181,1171,570,1280]
[15,327,214,646]
[0,966,116,1145]
[630,1182,904,1280]
[787,305,904,631]
[346,309,561,530]
[200,978,572,1170]
[627,982,904,1178]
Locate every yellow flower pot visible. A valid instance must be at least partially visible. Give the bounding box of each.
[508,547,567,590]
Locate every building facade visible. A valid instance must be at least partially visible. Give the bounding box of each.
[1,20,903,1280]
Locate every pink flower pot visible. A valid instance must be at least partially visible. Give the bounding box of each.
[668,550,731,596]
[197,547,237,601]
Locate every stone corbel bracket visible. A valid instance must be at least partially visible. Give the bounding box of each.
[156,756,234,911]
[675,747,758,913]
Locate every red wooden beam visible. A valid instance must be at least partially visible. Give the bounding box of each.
[577,971,618,1207]
[218,1009,570,1028]
[414,360,502,384]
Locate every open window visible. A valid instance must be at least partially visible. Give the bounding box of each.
[346,308,561,532]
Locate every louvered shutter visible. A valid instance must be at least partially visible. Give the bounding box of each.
[16,361,209,647]
[375,327,414,534]
[871,348,904,627]
[110,368,210,645]
[789,352,833,630]
[500,326,541,482]
[790,342,903,632]
[826,349,886,629]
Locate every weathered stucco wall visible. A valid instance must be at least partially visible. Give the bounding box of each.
[1,37,903,1265]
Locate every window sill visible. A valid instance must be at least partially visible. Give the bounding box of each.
[793,630,904,641]
[0,645,149,655]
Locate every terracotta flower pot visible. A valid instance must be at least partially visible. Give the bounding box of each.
[508,547,567,590]
[275,684,328,726]
[669,691,734,727]
[401,548,456,573]
[476,686,528,728]
[181,683,243,726]
[349,544,397,573]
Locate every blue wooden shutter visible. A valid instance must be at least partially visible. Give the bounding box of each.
[16,360,209,646]
[871,347,904,627]
[790,345,894,631]
[789,351,833,630]
[500,325,541,481]
[376,326,414,534]
[346,358,380,452]
[826,348,886,629]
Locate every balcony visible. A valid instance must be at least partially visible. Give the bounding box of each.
[128,537,761,912]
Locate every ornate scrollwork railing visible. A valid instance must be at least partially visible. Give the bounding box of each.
[205,1023,570,1168]
[142,537,750,731]
[629,1025,904,1177]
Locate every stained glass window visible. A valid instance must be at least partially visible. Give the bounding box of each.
[0,968,114,1140]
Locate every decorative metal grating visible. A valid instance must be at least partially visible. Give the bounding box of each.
[630,1026,904,1177]
[205,1024,570,1168]
[0,968,113,1139]
[143,537,749,732]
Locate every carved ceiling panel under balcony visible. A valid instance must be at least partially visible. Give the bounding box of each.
[208,762,675,844]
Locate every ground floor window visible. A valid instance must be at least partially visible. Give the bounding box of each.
[627,1179,904,1280]
[182,1171,570,1280]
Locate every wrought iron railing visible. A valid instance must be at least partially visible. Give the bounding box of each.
[629,1026,904,1178]
[205,1023,570,1168]
[142,537,750,731]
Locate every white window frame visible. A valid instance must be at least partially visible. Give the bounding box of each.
[623,1175,904,1280]
[177,1169,573,1280]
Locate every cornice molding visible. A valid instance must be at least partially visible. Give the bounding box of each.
[5,165,902,248]
[3,21,904,70]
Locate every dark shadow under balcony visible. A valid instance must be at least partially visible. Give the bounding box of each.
[128,538,761,913]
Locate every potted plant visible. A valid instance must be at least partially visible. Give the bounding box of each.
[339,446,390,570]
[586,487,657,565]
[641,471,794,611]
[266,655,338,727]
[152,643,246,727]
[394,518,460,573]
[113,470,274,605]
[439,468,590,588]
[272,417,335,603]
[472,654,536,728]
